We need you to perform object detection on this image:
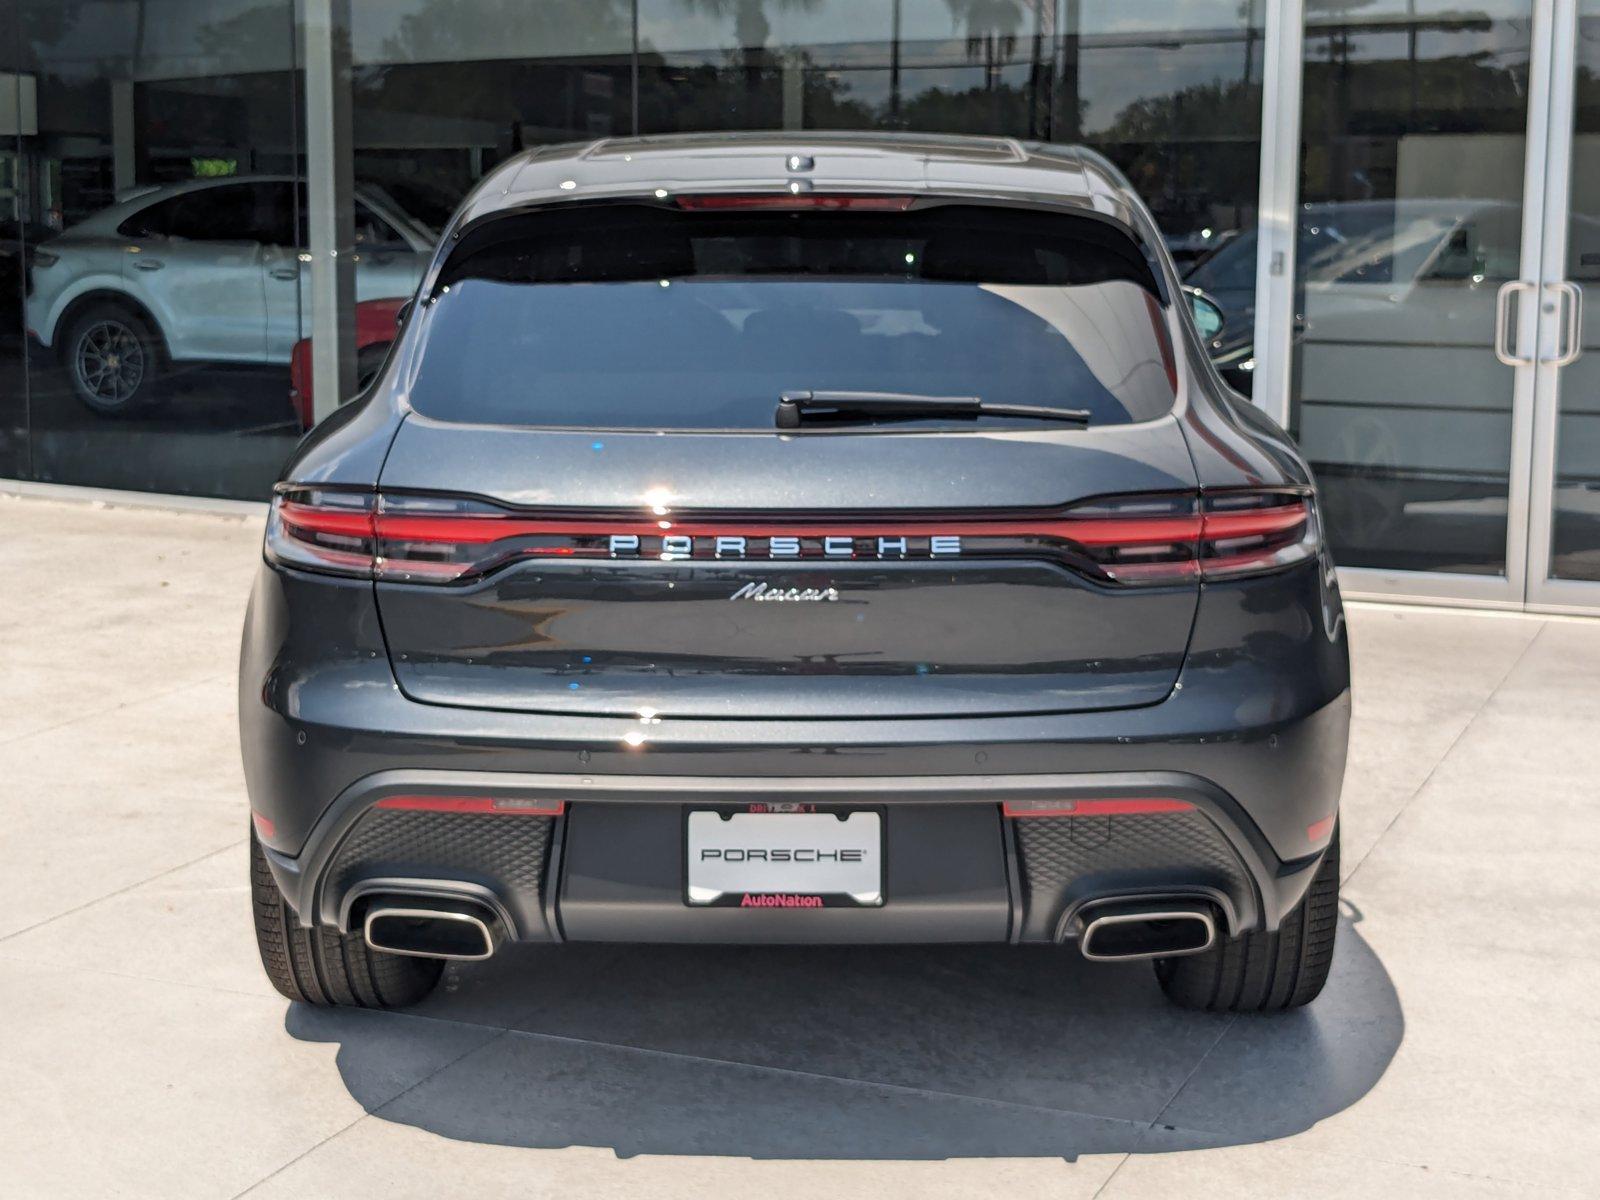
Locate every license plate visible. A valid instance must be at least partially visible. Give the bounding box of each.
[685,810,884,907]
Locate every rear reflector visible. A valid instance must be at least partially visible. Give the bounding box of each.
[674,193,915,212]
[1003,798,1196,818]
[1306,814,1336,844]
[251,811,276,839]
[374,795,566,816]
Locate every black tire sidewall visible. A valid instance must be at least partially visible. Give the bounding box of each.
[250,826,442,1008]
[1153,823,1340,1012]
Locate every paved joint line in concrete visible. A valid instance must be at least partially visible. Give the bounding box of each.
[1342,619,1548,891]
[1344,598,1600,625]
[488,1021,1162,1130]
[0,838,246,945]
[1087,1150,1134,1197]
[1276,1144,1597,1195]
[1143,1013,1238,1131]
[0,948,285,1006]
[0,670,230,749]
[204,982,1192,1131]
[1099,1139,1594,1198]
[1089,1013,1239,1197]
[231,1026,515,1198]
[0,951,1189,1132]
[1,480,267,520]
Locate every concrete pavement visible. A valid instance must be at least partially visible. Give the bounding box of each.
[1,492,1595,1198]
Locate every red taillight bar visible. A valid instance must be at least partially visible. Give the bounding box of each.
[674,193,916,211]
[337,506,1303,550]
[374,795,566,816]
[372,512,1204,546]
[1201,506,1308,541]
[1003,798,1196,818]
[278,500,375,539]
[266,488,1315,587]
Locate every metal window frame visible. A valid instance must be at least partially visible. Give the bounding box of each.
[1250,0,1303,433]
[298,0,356,425]
[1254,0,1570,611]
[1523,0,1600,613]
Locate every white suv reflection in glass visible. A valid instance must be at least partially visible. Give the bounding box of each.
[26,175,433,413]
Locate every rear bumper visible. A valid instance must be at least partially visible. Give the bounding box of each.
[243,558,1350,946]
[259,738,1341,947]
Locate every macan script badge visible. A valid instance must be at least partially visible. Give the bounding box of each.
[728,582,839,602]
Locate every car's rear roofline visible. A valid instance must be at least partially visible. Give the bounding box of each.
[447,134,1152,244]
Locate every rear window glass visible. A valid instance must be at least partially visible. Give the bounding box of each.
[409,204,1177,430]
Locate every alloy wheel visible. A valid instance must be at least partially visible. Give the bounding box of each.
[74,319,147,408]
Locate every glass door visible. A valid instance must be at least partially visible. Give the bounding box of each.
[1527,0,1600,610]
[1283,0,1556,606]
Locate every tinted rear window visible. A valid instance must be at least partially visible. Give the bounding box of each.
[410,204,1177,430]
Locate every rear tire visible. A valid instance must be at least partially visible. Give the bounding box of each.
[250,828,442,1008]
[61,303,164,415]
[1154,823,1339,1012]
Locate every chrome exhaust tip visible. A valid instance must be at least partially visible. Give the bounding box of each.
[363,902,501,961]
[1079,903,1216,962]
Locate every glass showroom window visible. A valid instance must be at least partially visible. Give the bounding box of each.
[330,0,1267,434]
[1288,1,1537,577]
[0,2,29,483]
[14,0,302,500]
[0,0,1268,503]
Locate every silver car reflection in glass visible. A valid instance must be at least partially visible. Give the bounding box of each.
[25,175,432,414]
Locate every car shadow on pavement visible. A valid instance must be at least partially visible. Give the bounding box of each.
[286,903,1400,1160]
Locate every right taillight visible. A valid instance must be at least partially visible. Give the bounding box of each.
[1195,490,1320,581]
[1062,489,1318,586]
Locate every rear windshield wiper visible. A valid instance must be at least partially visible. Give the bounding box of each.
[776,391,1092,430]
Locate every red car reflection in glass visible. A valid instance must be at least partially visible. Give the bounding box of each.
[289,297,407,429]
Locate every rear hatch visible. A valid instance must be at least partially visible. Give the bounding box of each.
[370,198,1202,720]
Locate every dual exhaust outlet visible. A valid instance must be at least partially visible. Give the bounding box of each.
[360,894,1217,963]
[1076,901,1217,962]
[363,898,503,961]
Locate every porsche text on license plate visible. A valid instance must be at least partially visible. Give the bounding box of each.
[685,810,883,907]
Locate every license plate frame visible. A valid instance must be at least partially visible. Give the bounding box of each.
[683,805,886,908]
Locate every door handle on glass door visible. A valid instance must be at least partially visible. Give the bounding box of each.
[1494,280,1536,366]
[1548,281,1583,367]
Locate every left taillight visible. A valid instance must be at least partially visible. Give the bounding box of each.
[265,487,541,582]
[265,487,376,577]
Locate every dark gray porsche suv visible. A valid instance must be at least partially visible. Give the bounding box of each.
[242,133,1349,1013]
